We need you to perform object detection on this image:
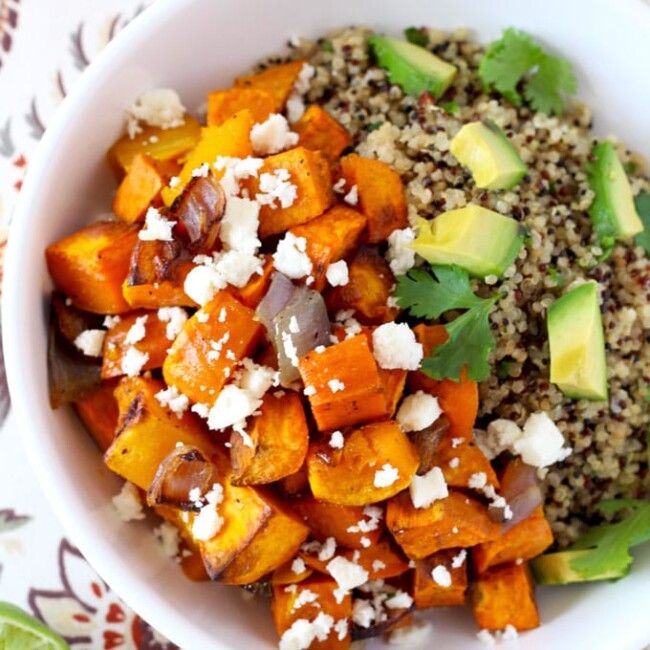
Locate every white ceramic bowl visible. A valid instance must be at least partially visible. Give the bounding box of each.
[4,0,650,648]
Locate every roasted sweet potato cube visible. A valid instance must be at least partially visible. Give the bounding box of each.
[471,562,540,631]
[162,110,255,205]
[292,105,352,162]
[339,154,407,243]
[413,549,468,608]
[104,376,213,490]
[298,334,388,431]
[207,87,275,126]
[102,310,177,379]
[289,205,367,291]
[386,490,500,559]
[107,115,201,175]
[409,325,478,441]
[123,239,197,309]
[324,247,399,324]
[226,255,274,309]
[473,507,553,575]
[272,575,352,650]
[290,496,383,550]
[272,558,313,586]
[431,430,499,489]
[46,221,140,314]
[163,291,263,404]
[235,59,306,112]
[113,153,178,224]
[230,391,309,485]
[277,464,310,497]
[256,146,334,238]
[73,379,120,451]
[307,420,419,506]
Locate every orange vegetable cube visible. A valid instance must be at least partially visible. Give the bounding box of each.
[272,575,352,650]
[104,376,213,490]
[473,507,554,575]
[73,379,120,452]
[290,495,384,549]
[207,87,275,126]
[324,246,399,324]
[272,558,313,586]
[471,562,540,631]
[102,310,176,379]
[235,59,306,112]
[339,154,407,243]
[292,105,352,162]
[413,549,468,608]
[277,464,309,497]
[46,221,139,314]
[230,391,309,486]
[256,146,334,238]
[162,110,255,205]
[163,291,263,404]
[112,153,178,224]
[289,204,367,291]
[298,334,388,431]
[226,255,274,309]
[307,420,419,506]
[107,115,201,175]
[386,490,500,559]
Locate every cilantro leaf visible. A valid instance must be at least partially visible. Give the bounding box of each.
[441,100,459,115]
[421,295,500,382]
[395,265,484,319]
[404,27,429,47]
[568,500,650,580]
[479,27,576,115]
[634,190,650,254]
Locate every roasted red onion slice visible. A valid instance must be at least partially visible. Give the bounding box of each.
[147,445,216,511]
[256,272,297,326]
[411,415,450,475]
[490,459,543,530]
[170,172,225,252]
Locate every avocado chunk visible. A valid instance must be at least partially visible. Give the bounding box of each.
[410,205,524,277]
[530,549,628,585]
[450,120,527,190]
[547,280,608,401]
[368,35,456,98]
[586,141,644,243]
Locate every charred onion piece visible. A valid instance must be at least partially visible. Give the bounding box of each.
[256,272,297,325]
[351,601,414,641]
[147,444,216,510]
[490,459,543,530]
[410,415,450,475]
[126,238,185,287]
[170,172,225,252]
[51,292,104,344]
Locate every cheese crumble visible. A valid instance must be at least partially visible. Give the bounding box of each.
[325,260,349,287]
[138,207,176,241]
[273,233,313,279]
[74,329,105,357]
[372,322,423,370]
[409,466,448,509]
[396,391,442,432]
[125,88,185,139]
[251,114,299,155]
[373,463,400,488]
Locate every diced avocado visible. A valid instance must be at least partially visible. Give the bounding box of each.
[410,205,524,277]
[450,120,527,190]
[547,280,608,401]
[530,549,628,585]
[368,35,456,98]
[586,141,644,243]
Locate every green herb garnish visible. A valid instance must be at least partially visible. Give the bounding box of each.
[404,27,429,48]
[320,39,334,53]
[633,190,650,254]
[479,28,577,115]
[441,99,459,115]
[547,266,565,288]
[365,121,384,132]
[395,264,501,382]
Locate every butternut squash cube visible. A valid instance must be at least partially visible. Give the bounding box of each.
[104,376,213,490]
[413,549,467,608]
[207,87,275,126]
[73,379,120,452]
[226,255,275,309]
[163,291,263,404]
[235,59,306,112]
[46,221,139,314]
[471,562,540,631]
[307,420,419,506]
[298,334,388,431]
[339,154,407,243]
[386,490,500,559]
[256,146,334,238]
[292,105,351,162]
[230,391,309,486]
[289,204,367,291]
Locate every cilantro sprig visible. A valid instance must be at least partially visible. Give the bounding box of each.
[634,190,650,254]
[568,499,650,580]
[479,28,577,115]
[395,265,502,382]
[404,27,429,48]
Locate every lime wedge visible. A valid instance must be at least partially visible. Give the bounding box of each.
[0,601,69,650]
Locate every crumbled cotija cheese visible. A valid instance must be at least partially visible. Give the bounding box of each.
[374,463,400,488]
[325,260,349,287]
[317,537,337,562]
[155,385,189,419]
[431,564,452,588]
[273,233,313,279]
[278,611,334,650]
[191,483,224,541]
[256,169,297,209]
[251,114,299,155]
[372,322,423,370]
[409,466,448,509]
[385,590,413,609]
[124,315,148,345]
[327,379,345,393]
[329,431,344,449]
[74,329,106,357]
[138,207,176,241]
[153,520,181,559]
[292,557,307,575]
[157,307,188,341]
[386,227,416,275]
[219,196,261,254]
[103,315,121,329]
[121,347,149,377]
[343,184,358,205]
[125,88,185,139]
[285,63,315,123]
[327,556,369,603]
[514,412,572,468]
[112,481,145,522]
[396,391,442,432]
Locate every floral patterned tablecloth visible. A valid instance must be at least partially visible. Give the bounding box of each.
[0,2,178,647]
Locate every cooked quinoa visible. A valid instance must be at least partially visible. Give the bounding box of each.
[259,26,650,546]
